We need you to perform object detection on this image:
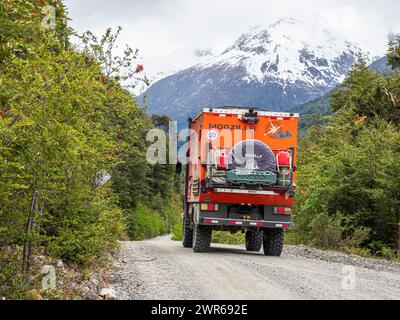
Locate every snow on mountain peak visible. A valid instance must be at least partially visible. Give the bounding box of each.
[196,17,369,86]
[143,17,377,124]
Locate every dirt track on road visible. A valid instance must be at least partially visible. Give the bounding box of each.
[109,236,400,300]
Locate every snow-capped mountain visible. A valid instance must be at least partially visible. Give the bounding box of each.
[142,17,372,124]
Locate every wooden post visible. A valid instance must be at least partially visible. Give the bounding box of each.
[397,209,400,250]
[22,191,39,282]
[397,223,400,250]
[36,199,45,234]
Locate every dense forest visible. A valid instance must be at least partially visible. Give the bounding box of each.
[294,42,400,258]
[0,0,180,298]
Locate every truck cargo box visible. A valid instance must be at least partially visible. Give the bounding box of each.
[182,106,299,256]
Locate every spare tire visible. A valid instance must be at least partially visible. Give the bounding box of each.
[228,139,276,172]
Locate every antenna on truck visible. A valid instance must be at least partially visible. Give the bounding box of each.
[243,108,259,124]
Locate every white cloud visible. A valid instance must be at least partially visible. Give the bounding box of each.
[64,0,400,83]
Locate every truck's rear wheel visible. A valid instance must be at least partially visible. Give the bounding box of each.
[182,213,193,248]
[263,228,284,256]
[245,231,263,252]
[193,225,212,253]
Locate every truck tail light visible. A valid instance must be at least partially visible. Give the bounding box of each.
[204,220,219,224]
[201,204,219,211]
[217,154,228,170]
[228,221,243,226]
[274,207,292,215]
[276,223,290,229]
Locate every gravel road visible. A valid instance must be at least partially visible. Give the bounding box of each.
[109,236,400,300]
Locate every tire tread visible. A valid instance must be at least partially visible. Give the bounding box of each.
[245,231,263,252]
[263,228,284,256]
[193,225,212,252]
[182,213,193,248]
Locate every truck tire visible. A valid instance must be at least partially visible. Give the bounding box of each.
[263,228,284,256]
[193,225,212,253]
[245,231,263,252]
[182,213,193,248]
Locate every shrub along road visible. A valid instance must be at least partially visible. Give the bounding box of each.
[108,236,400,300]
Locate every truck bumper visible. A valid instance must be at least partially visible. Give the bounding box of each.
[200,217,293,229]
[193,203,292,228]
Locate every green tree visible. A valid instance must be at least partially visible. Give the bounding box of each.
[388,36,400,68]
[0,0,159,298]
[295,48,400,252]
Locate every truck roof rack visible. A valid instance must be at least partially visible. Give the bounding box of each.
[218,106,264,110]
[192,107,299,121]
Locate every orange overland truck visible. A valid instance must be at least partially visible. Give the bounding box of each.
[182,107,299,256]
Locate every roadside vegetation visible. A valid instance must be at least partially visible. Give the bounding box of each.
[293,40,400,261]
[0,0,180,299]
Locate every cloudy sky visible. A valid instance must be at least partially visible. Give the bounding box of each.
[64,0,400,82]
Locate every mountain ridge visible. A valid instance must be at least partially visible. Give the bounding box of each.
[142,17,373,124]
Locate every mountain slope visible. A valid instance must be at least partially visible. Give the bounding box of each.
[369,56,400,73]
[291,92,332,116]
[291,56,397,133]
[143,18,370,124]
[293,56,397,118]
[290,92,332,133]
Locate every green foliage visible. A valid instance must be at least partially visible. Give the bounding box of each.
[295,48,400,254]
[344,246,373,258]
[331,62,400,122]
[126,195,182,241]
[388,36,400,68]
[111,106,182,241]
[0,21,126,262]
[380,246,400,262]
[309,212,344,249]
[283,230,297,245]
[171,221,183,241]
[0,0,182,298]
[0,246,28,298]
[126,204,165,240]
[46,191,124,265]
[212,231,245,245]
[306,211,369,250]
[171,226,246,246]
[344,245,400,262]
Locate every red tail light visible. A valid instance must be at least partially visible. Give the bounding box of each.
[217,154,228,170]
[200,204,219,211]
[274,207,292,215]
